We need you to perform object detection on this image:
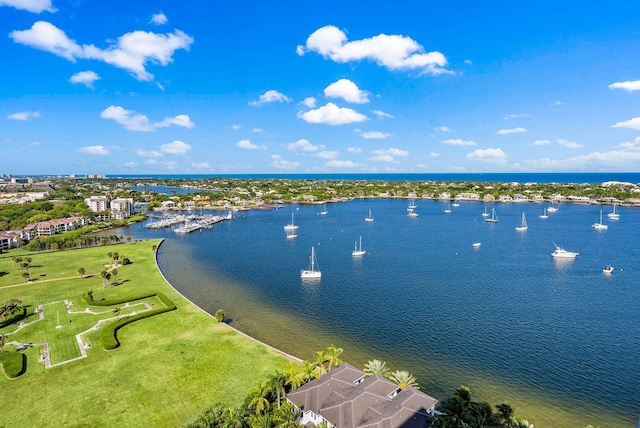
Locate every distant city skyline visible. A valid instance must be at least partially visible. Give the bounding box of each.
[4,0,640,174]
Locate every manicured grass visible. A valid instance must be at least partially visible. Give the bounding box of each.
[0,240,293,427]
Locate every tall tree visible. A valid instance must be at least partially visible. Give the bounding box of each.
[363,359,390,377]
[77,267,85,278]
[248,383,271,416]
[268,371,288,408]
[323,344,343,371]
[388,370,419,390]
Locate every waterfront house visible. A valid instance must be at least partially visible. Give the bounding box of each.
[286,363,437,428]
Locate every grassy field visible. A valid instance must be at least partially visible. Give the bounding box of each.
[0,240,293,427]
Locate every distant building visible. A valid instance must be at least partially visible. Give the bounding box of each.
[23,216,85,238]
[110,198,134,220]
[85,196,109,213]
[0,230,29,251]
[10,177,33,184]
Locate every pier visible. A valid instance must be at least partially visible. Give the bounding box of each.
[145,211,232,233]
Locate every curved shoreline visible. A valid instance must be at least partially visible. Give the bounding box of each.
[153,238,303,365]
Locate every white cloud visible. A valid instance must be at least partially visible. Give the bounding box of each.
[466,148,507,163]
[100,105,194,131]
[430,152,440,157]
[69,70,100,88]
[251,128,263,133]
[124,161,137,167]
[370,147,409,162]
[231,124,242,130]
[434,126,451,132]
[442,138,476,146]
[0,0,56,13]
[10,21,193,81]
[159,160,177,170]
[608,80,640,92]
[160,140,191,155]
[191,161,210,170]
[556,138,583,149]
[26,141,41,146]
[497,127,527,135]
[287,138,321,152]
[77,145,109,155]
[270,154,300,170]
[323,79,369,104]
[347,147,362,153]
[503,113,531,120]
[324,160,363,168]
[611,116,640,130]
[551,100,566,106]
[361,131,390,139]
[145,159,157,165]
[298,25,449,75]
[372,109,393,119]
[464,59,472,65]
[618,136,640,150]
[298,102,367,125]
[249,90,291,106]
[532,139,551,146]
[521,150,640,171]
[315,150,339,159]
[136,149,163,158]
[302,97,316,108]
[151,11,168,25]
[7,111,40,121]
[236,139,267,150]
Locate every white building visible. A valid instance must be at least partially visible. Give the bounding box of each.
[85,196,109,213]
[110,198,134,219]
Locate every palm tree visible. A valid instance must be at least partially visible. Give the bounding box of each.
[107,252,113,265]
[284,366,303,391]
[323,344,343,371]
[468,401,499,427]
[100,271,108,289]
[111,269,118,285]
[0,334,5,353]
[363,359,390,377]
[87,290,94,302]
[248,383,271,416]
[113,252,119,264]
[247,413,273,428]
[268,371,288,408]
[496,403,514,427]
[113,307,121,319]
[313,351,327,376]
[78,267,85,278]
[300,360,320,382]
[21,272,30,283]
[388,370,419,390]
[273,402,302,428]
[105,273,112,288]
[454,386,472,408]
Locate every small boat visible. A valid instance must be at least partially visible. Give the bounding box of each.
[472,242,481,248]
[485,208,498,223]
[407,208,419,218]
[286,231,297,239]
[592,210,608,230]
[284,213,299,231]
[301,247,321,279]
[607,204,620,220]
[319,204,328,215]
[407,198,417,210]
[539,208,548,219]
[547,206,558,213]
[482,207,489,217]
[452,198,460,207]
[444,203,452,214]
[515,212,528,231]
[352,236,366,256]
[551,245,579,259]
[603,265,614,274]
[365,209,374,222]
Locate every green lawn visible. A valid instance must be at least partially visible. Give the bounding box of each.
[0,240,293,427]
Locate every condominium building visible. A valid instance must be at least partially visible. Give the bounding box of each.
[85,196,109,213]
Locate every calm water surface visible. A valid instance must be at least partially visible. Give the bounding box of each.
[117,199,639,427]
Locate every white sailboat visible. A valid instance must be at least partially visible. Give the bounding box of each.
[286,230,297,239]
[485,208,498,223]
[407,198,417,210]
[352,236,366,256]
[284,213,299,231]
[607,203,620,220]
[407,208,419,218]
[482,206,489,217]
[301,247,321,279]
[592,210,608,230]
[547,206,558,213]
[515,212,528,231]
[444,202,452,213]
[539,208,548,219]
[365,209,374,222]
[452,198,460,207]
[319,204,328,215]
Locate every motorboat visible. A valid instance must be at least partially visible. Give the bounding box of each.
[551,245,579,259]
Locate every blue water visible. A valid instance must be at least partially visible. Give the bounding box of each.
[115,200,640,427]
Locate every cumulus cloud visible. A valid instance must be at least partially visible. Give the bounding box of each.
[373,109,393,119]
[77,145,109,155]
[270,154,300,170]
[347,147,362,153]
[324,160,363,168]
[236,139,266,150]
[100,105,194,131]
[503,113,531,120]
[361,131,390,139]
[145,159,157,165]
[521,150,640,171]
[315,150,339,159]
[191,161,210,169]
[298,102,367,125]
[150,11,168,25]
[287,139,321,152]
[551,100,566,106]
[556,138,583,149]
[160,140,191,155]
[231,124,242,130]
[497,127,527,135]
[466,148,507,163]
[249,90,291,106]
[618,136,640,150]
[124,161,138,167]
[608,80,640,92]
[7,111,40,121]
[159,160,177,170]
[0,0,56,13]
[430,152,440,157]
[252,128,264,133]
[611,116,640,130]
[10,21,193,81]
[26,141,41,146]
[443,138,476,146]
[434,126,451,132]
[532,139,551,146]
[69,70,100,88]
[323,79,369,103]
[302,97,316,108]
[297,25,449,75]
[136,149,163,157]
[370,148,409,162]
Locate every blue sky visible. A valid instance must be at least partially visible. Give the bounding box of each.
[4,0,640,175]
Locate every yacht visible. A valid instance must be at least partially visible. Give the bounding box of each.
[515,212,528,231]
[551,245,579,259]
[539,208,548,219]
[484,208,498,223]
[352,236,366,256]
[301,247,321,279]
[607,204,620,220]
[603,265,614,274]
[592,210,608,230]
[365,209,374,222]
[547,206,558,213]
[284,213,299,231]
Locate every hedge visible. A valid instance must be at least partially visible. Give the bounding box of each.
[0,352,27,378]
[83,292,157,307]
[96,292,176,350]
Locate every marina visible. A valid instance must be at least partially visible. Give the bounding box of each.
[146,212,232,233]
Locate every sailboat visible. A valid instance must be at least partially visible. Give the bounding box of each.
[484,208,498,223]
[482,207,490,217]
[607,203,620,220]
[319,204,328,215]
[286,230,297,239]
[407,208,419,218]
[352,236,366,256]
[592,210,608,230]
[539,208,548,219]
[407,198,417,210]
[365,209,374,222]
[452,198,460,207]
[284,213,299,231]
[301,247,321,279]
[515,212,528,231]
[444,203,452,213]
